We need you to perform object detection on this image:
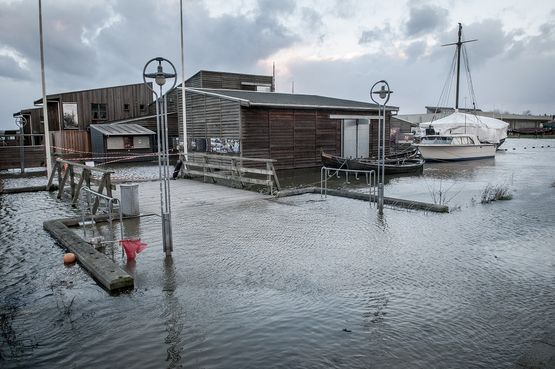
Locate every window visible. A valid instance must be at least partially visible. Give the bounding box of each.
[123,136,134,149]
[139,104,146,113]
[91,103,107,121]
[123,103,130,112]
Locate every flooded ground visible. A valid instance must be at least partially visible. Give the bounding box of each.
[1,138,554,368]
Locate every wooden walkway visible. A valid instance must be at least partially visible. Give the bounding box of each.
[118,179,271,215]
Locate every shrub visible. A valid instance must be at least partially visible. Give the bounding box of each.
[481,184,512,204]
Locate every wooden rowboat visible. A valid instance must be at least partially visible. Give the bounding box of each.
[321,152,425,174]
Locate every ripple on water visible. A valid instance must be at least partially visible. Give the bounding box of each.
[1,140,555,368]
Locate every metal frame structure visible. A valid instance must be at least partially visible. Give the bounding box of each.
[79,186,123,244]
[370,80,393,215]
[143,57,177,256]
[320,166,376,205]
[15,116,27,173]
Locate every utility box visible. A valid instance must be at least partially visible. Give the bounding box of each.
[120,184,140,216]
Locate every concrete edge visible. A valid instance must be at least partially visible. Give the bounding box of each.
[43,214,134,292]
[275,186,449,213]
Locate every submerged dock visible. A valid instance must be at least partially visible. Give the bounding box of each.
[44,214,134,292]
[276,186,449,213]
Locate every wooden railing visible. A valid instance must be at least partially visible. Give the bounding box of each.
[180,153,281,194]
[46,158,115,213]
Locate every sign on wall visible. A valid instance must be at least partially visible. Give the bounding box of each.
[63,103,79,129]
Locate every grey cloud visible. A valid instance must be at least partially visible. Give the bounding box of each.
[405,40,427,59]
[257,0,297,15]
[359,24,392,44]
[301,7,323,31]
[405,4,448,37]
[0,54,31,81]
[430,20,513,67]
[333,0,357,19]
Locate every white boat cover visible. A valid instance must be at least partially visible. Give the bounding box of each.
[419,112,509,144]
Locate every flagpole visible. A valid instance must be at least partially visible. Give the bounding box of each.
[38,0,52,178]
[179,0,188,160]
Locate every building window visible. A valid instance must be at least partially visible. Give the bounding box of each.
[91,103,107,121]
[123,103,130,112]
[123,136,134,149]
[139,104,146,113]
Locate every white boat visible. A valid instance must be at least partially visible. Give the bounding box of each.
[415,23,508,161]
[419,111,508,148]
[415,134,496,161]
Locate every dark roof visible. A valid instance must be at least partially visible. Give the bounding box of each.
[90,123,155,136]
[187,88,397,111]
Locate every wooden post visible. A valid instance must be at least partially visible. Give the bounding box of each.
[69,166,75,199]
[46,161,60,190]
[271,162,281,191]
[57,165,70,199]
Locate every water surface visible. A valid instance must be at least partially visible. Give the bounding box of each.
[1,138,554,368]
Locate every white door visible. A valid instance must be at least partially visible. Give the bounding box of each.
[342,119,369,158]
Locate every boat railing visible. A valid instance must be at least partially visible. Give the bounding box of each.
[320,166,377,206]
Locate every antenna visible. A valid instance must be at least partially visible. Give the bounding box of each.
[272,61,275,92]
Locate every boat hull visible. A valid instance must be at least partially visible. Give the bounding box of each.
[415,144,496,161]
[321,152,425,174]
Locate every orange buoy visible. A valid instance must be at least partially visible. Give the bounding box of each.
[63,253,76,264]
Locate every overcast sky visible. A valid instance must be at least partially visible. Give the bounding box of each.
[1,0,554,130]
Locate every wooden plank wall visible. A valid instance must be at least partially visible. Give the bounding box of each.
[186,71,274,91]
[242,107,347,170]
[369,113,391,156]
[52,131,91,159]
[177,90,241,143]
[0,146,46,169]
[56,83,153,130]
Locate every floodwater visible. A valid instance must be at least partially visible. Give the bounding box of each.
[1,138,554,368]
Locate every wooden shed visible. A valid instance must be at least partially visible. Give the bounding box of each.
[90,123,156,163]
[177,88,397,170]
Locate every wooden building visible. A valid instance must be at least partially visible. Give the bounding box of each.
[31,83,153,132]
[90,123,156,163]
[176,86,397,170]
[185,70,274,91]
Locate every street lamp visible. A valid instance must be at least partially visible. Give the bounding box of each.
[370,80,393,215]
[143,57,177,256]
[15,116,27,174]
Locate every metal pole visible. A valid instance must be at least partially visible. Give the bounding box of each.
[16,116,27,174]
[180,0,188,160]
[38,0,52,178]
[378,103,384,214]
[19,127,25,173]
[143,57,177,256]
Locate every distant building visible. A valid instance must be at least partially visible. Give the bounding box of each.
[395,108,553,135]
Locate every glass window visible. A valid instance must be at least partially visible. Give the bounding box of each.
[91,103,107,121]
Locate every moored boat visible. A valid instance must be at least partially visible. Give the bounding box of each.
[415,134,495,161]
[321,152,425,174]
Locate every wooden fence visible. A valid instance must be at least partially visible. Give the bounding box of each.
[181,153,281,194]
[47,158,115,213]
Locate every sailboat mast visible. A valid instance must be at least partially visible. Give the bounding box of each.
[455,23,462,110]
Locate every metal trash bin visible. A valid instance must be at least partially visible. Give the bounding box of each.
[120,184,140,216]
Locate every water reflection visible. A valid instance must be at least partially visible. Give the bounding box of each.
[162,256,184,368]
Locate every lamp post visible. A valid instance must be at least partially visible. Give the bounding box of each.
[15,116,27,174]
[143,57,177,257]
[370,80,393,215]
